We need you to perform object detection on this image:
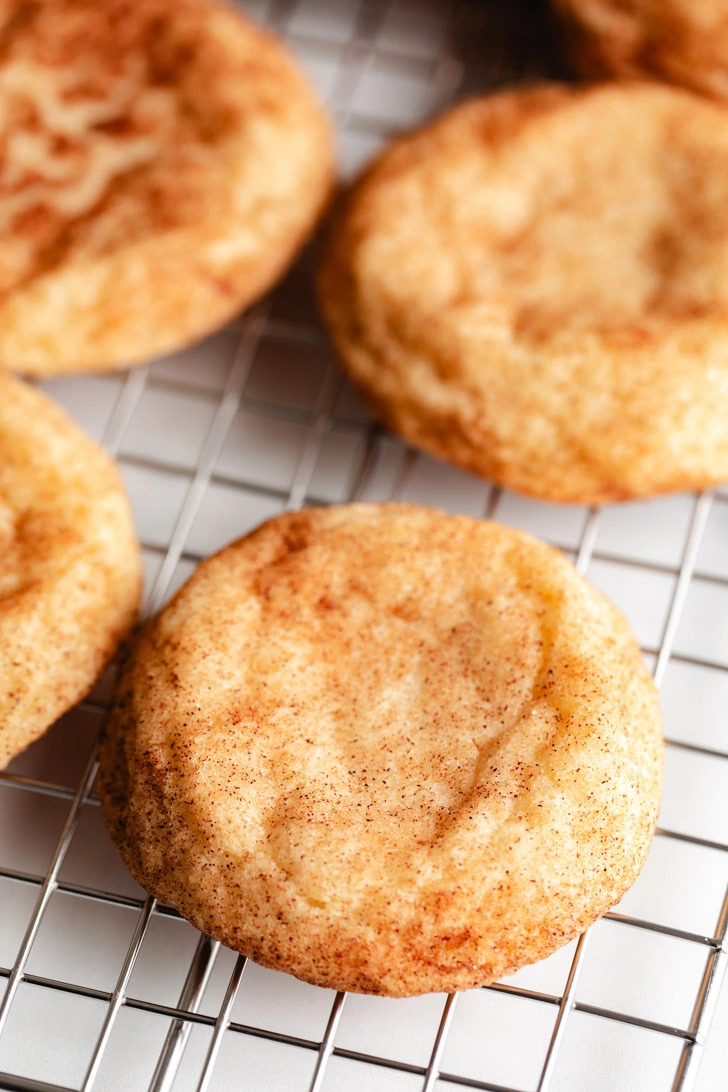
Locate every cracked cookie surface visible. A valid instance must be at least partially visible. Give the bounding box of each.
[0,369,141,767]
[99,503,661,996]
[0,0,333,375]
[319,82,728,503]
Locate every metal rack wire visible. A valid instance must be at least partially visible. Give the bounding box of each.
[1,1,727,1089]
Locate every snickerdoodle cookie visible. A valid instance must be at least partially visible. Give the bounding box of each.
[0,0,333,377]
[0,371,141,768]
[319,82,728,504]
[99,504,662,996]
[553,0,728,101]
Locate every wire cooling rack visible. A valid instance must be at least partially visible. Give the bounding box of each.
[1,0,728,1089]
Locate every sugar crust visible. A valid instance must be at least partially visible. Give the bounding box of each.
[0,369,141,767]
[99,504,662,996]
[319,82,728,503]
[0,0,333,376]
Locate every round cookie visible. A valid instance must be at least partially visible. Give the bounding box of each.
[0,0,333,377]
[0,371,141,768]
[553,0,728,102]
[99,504,662,997]
[319,82,728,504]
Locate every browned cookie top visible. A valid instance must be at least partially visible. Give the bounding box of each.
[0,0,333,374]
[319,82,728,503]
[554,0,728,101]
[99,504,662,996]
[0,368,141,767]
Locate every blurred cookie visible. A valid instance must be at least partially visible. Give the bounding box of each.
[553,0,728,101]
[0,372,141,767]
[0,0,333,376]
[319,82,728,503]
[99,504,662,997]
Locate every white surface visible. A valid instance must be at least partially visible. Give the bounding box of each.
[1,1,727,1090]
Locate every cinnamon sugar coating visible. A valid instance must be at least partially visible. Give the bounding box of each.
[0,0,333,375]
[0,369,141,767]
[99,504,662,996]
[554,0,728,101]
[319,83,728,503]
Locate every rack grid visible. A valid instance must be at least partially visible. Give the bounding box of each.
[1,1,728,1089]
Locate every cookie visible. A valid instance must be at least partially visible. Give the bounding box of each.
[319,82,728,504]
[553,0,728,101]
[99,504,662,997]
[0,371,141,768]
[0,0,333,377]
